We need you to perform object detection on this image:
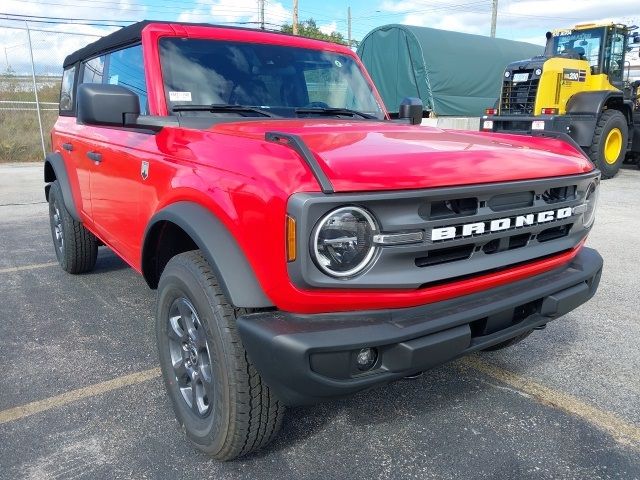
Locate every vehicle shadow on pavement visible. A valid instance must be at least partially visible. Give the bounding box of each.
[92,248,132,274]
[244,364,474,459]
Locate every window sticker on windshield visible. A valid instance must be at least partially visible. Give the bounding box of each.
[169,91,192,102]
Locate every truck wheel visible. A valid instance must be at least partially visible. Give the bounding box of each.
[482,330,532,351]
[48,180,98,274]
[156,250,284,461]
[588,110,628,179]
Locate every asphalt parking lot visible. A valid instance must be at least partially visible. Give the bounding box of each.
[0,162,639,480]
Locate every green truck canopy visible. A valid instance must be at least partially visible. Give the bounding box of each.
[357,24,542,116]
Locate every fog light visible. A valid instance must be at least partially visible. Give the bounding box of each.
[356,347,378,371]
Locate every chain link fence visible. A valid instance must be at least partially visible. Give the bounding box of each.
[0,22,102,162]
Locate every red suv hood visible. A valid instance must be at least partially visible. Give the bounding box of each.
[212,120,593,192]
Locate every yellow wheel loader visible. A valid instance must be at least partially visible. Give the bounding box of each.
[482,23,640,179]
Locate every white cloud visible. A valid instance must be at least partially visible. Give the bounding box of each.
[319,21,338,35]
[178,0,291,28]
[375,0,639,41]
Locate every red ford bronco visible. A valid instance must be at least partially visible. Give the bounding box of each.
[46,21,603,460]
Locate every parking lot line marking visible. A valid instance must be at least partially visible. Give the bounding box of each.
[0,262,58,274]
[0,368,161,425]
[460,356,640,448]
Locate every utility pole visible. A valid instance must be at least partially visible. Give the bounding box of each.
[293,0,299,35]
[347,6,352,47]
[258,0,265,29]
[490,0,498,38]
[25,22,45,160]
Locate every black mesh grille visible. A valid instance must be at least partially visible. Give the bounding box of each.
[500,71,538,115]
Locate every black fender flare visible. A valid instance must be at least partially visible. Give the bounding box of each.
[567,90,633,124]
[142,202,273,308]
[44,152,80,221]
[565,91,631,147]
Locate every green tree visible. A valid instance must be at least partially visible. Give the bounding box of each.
[281,19,348,46]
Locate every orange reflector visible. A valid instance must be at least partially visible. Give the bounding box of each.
[286,215,296,262]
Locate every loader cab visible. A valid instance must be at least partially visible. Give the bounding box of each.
[551,24,628,87]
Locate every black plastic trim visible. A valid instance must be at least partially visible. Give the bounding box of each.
[566,90,623,117]
[237,247,603,406]
[265,131,334,194]
[142,202,273,308]
[43,152,80,221]
[484,113,598,148]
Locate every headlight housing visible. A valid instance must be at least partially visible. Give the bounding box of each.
[311,206,378,278]
[583,180,599,228]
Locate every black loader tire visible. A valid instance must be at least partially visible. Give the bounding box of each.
[48,180,98,274]
[156,250,284,461]
[588,109,628,179]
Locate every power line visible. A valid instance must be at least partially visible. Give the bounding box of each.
[0,23,102,36]
[0,12,132,23]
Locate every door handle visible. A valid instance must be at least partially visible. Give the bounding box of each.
[87,151,102,164]
[62,142,73,152]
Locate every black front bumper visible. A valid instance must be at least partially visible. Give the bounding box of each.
[237,248,603,406]
[481,113,597,148]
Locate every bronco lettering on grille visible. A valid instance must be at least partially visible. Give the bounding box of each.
[431,207,573,241]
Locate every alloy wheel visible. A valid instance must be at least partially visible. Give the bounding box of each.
[167,297,214,417]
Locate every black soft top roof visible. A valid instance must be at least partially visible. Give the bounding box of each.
[63,21,152,68]
[63,20,345,69]
[63,20,235,68]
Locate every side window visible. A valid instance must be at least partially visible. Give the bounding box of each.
[605,33,626,82]
[59,65,76,113]
[81,55,105,84]
[106,45,148,114]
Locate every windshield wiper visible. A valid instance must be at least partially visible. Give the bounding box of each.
[172,104,278,117]
[294,107,376,119]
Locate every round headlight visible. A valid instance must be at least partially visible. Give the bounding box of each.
[312,206,378,278]
[535,68,542,76]
[504,71,511,78]
[583,180,599,228]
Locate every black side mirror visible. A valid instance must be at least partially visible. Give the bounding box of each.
[398,97,423,125]
[77,83,140,127]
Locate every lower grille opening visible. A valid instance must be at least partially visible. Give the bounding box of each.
[538,224,572,242]
[483,233,530,255]
[483,239,500,254]
[417,247,574,289]
[509,233,531,250]
[415,244,474,267]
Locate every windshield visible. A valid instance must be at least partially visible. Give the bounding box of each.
[158,38,385,119]
[552,28,604,69]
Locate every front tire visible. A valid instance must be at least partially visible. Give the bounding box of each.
[588,110,628,179]
[156,250,284,461]
[48,180,98,273]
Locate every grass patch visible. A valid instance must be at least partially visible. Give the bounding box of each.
[1,77,60,163]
